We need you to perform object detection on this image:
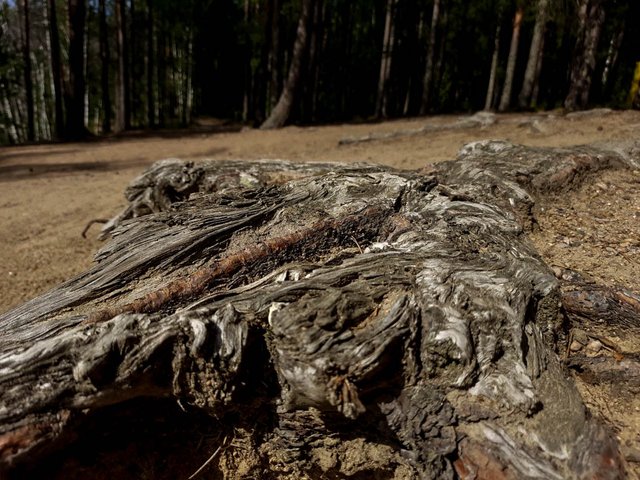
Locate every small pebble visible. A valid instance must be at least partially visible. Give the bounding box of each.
[585,340,603,356]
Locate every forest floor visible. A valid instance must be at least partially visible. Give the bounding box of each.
[1,109,640,477]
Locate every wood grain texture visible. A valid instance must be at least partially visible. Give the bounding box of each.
[1,141,638,479]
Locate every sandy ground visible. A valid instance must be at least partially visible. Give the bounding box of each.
[1,109,640,476]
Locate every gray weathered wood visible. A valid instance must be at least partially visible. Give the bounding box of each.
[1,140,638,479]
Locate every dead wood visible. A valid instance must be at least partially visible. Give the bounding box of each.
[561,276,640,331]
[1,140,638,479]
[552,267,640,391]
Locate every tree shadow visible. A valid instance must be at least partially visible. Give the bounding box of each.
[0,158,156,182]
[0,148,83,164]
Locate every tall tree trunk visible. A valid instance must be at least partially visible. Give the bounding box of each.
[34,52,51,139]
[46,0,64,139]
[1,83,20,144]
[115,0,129,131]
[261,0,315,130]
[310,0,326,121]
[242,0,252,122]
[303,0,323,122]
[601,24,624,89]
[375,0,397,118]
[98,0,111,134]
[432,6,447,108]
[484,22,501,111]
[122,0,130,128]
[64,0,86,139]
[339,2,354,117]
[157,29,166,127]
[530,30,546,107]
[146,0,154,127]
[130,0,137,126]
[518,0,549,109]
[22,0,35,141]
[419,0,440,115]
[183,29,193,126]
[498,5,523,112]
[564,0,605,111]
[268,0,280,115]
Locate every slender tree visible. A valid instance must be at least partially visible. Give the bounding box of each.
[267,0,280,115]
[64,0,87,139]
[601,25,624,89]
[146,0,154,127]
[98,0,111,133]
[565,0,605,110]
[242,0,252,122]
[484,21,501,111]
[21,0,34,141]
[498,4,523,112]
[518,0,549,109]
[261,0,316,129]
[376,0,397,118]
[46,0,64,138]
[530,28,546,107]
[115,0,130,130]
[419,0,441,115]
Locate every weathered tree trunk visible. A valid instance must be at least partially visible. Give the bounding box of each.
[555,267,640,390]
[498,5,523,112]
[261,0,315,129]
[64,0,86,139]
[564,0,605,111]
[375,0,397,119]
[2,140,638,479]
[46,0,64,139]
[99,0,111,134]
[21,0,35,142]
[518,0,549,109]
[419,0,440,115]
[484,21,501,111]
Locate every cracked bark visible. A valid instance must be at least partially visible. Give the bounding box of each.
[1,141,639,479]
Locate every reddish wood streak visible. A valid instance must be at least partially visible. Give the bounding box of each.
[84,206,389,324]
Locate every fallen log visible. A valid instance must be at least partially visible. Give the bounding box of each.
[1,140,638,479]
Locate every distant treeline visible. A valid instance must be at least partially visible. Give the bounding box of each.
[1,0,639,144]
